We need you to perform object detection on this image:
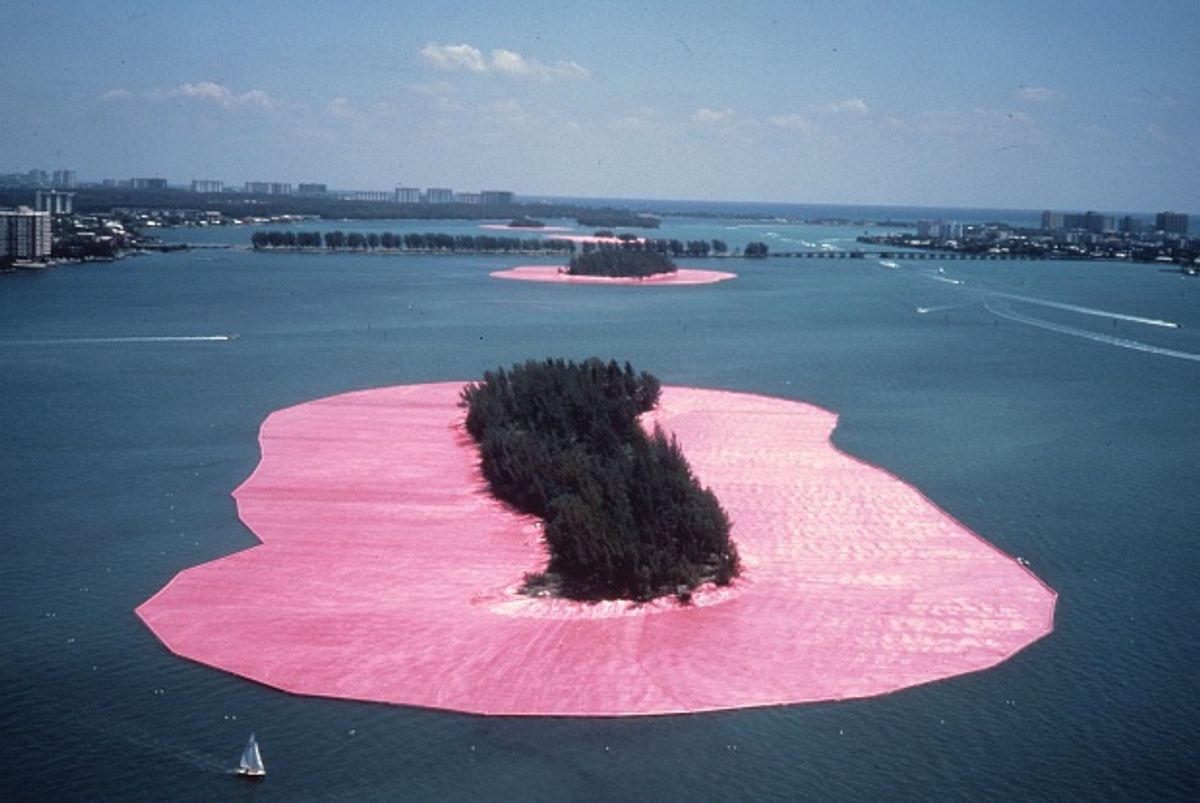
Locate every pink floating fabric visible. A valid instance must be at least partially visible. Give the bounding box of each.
[137,384,1055,716]
[491,265,737,285]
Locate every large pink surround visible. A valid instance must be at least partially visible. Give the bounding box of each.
[137,384,1055,716]
[491,265,737,285]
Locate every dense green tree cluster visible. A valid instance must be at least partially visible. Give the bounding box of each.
[576,237,729,258]
[567,248,677,277]
[743,241,770,258]
[251,229,576,254]
[575,210,660,229]
[461,358,740,602]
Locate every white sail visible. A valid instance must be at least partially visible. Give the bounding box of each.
[239,734,266,775]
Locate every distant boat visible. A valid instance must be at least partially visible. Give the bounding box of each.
[236,734,266,778]
[879,260,899,269]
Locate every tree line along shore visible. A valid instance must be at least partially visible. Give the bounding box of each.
[250,229,770,258]
[0,186,661,229]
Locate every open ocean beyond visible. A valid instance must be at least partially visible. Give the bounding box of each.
[2,207,1198,801]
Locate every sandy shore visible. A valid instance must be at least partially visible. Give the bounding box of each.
[137,383,1055,716]
[491,266,737,285]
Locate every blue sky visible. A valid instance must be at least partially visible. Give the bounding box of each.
[3,0,1197,212]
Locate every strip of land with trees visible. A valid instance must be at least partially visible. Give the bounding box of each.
[250,230,767,258]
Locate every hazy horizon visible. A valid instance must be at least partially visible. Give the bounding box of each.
[3,1,1197,212]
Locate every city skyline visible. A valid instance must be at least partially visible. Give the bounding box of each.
[2,1,1197,213]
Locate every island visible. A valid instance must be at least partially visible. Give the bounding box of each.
[507,216,545,229]
[461,358,739,602]
[137,381,1056,716]
[565,248,677,278]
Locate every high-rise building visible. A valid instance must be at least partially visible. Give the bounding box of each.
[35,190,74,215]
[244,182,293,195]
[131,178,169,190]
[1043,211,1099,231]
[0,207,52,261]
[1156,211,1189,236]
[191,179,224,193]
[395,186,422,204]
[297,183,327,196]
[425,187,454,204]
[52,170,77,189]
[480,190,514,205]
[1119,216,1144,234]
[1083,211,1115,234]
[917,220,962,240]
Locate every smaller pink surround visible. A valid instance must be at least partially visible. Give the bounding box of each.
[491,265,737,285]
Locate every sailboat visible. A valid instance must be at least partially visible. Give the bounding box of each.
[236,733,266,778]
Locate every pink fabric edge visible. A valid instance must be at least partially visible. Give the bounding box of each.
[491,266,738,285]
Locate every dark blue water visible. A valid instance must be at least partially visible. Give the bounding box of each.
[2,218,1198,801]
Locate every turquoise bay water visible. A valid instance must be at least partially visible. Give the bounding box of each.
[2,219,1198,801]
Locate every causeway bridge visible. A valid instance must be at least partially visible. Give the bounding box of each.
[767,249,1041,261]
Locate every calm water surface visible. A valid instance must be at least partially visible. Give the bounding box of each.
[2,219,1198,801]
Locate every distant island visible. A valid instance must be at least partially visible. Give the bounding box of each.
[460,358,740,602]
[507,216,545,228]
[251,229,576,255]
[567,249,677,278]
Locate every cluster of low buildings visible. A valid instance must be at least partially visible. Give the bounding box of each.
[0,168,77,189]
[0,203,138,266]
[2,167,518,207]
[864,209,1196,266]
[185,180,514,206]
[1039,210,1190,238]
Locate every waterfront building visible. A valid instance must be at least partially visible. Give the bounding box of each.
[456,192,482,205]
[131,178,169,190]
[35,190,74,215]
[1119,216,1144,234]
[917,220,962,240]
[0,206,52,261]
[1156,211,1189,236]
[395,186,422,204]
[1041,210,1064,230]
[190,179,224,193]
[1084,211,1115,234]
[481,190,514,205]
[297,183,327,196]
[1043,210,1103,231]
[338,190,391,202]
[425,187,454,204]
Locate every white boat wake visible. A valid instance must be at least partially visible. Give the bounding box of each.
[4,334,238,345]
[989,291,1180,329]
[922,272,964,286]
[916,301,976,315]
[984,301,1200,363]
